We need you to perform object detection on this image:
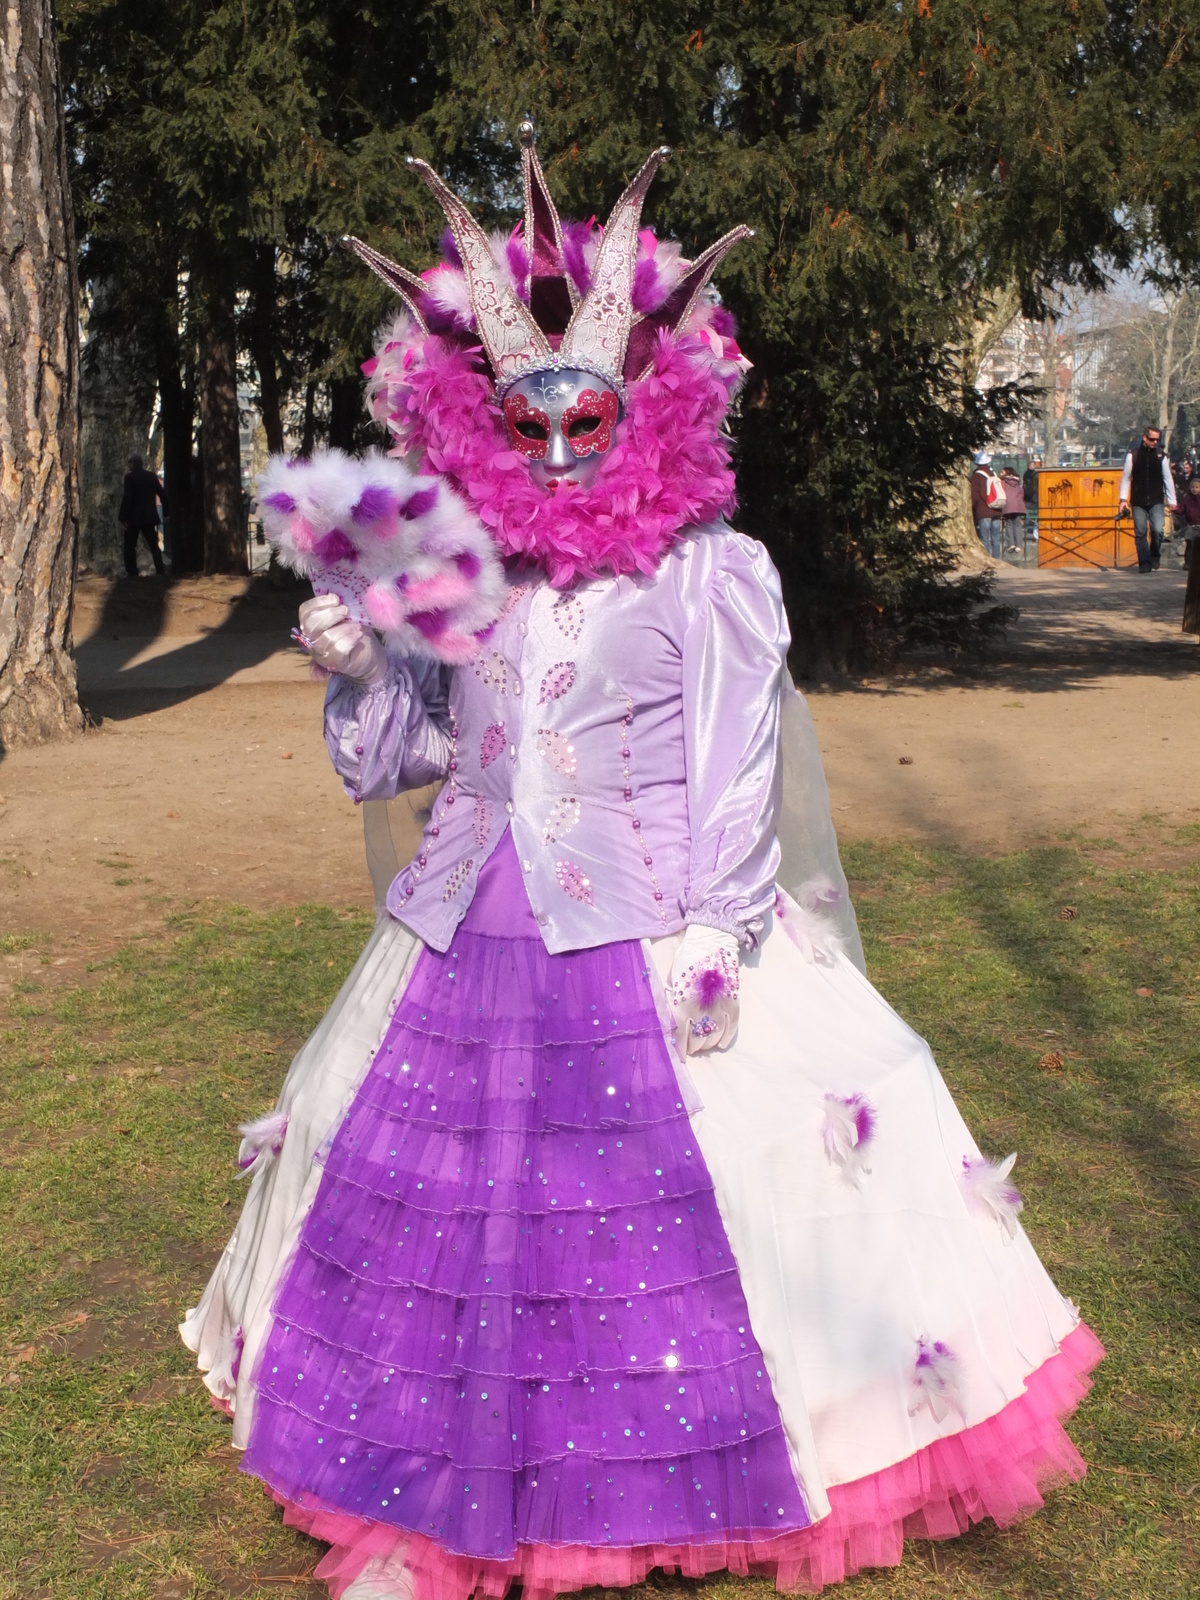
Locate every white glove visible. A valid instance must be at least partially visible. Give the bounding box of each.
[296,595,388,685]
[667,924,741,1056]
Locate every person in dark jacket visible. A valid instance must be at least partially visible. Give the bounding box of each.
[999,467,1027,554]
[118,455,166,577]
[1181,478,1200,635]
[1118,425,1177,573]
[1022,457,1041,509]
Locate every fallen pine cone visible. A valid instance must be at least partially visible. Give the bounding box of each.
[1039,1050,1064,1073]
[898,755,914,766]
[1059,906,1078,920]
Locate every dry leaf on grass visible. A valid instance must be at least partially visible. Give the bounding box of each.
[1039,1050,1065,1073]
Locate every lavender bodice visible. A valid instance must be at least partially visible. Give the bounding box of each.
[323,523,790,954]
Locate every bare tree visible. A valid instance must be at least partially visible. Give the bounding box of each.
[0,0,81,749]
[937,283,1022,567]
[1078,285,1200,455]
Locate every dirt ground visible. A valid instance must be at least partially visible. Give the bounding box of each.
[1,560,1197,963]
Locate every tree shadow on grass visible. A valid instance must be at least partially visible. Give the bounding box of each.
[948,844,1200,1266]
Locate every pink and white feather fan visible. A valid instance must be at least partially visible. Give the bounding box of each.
[256,448,505,664]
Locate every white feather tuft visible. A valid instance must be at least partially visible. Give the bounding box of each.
[422,264,474,328]
[488,228,519,298]
[775,890,841,965]
[798,876,843,914]
[821,1092,875,1187]
[237,1109,288,1178]
[364,312,424,431]
[908,1336,964,1423]
[961,1151,1023,1240]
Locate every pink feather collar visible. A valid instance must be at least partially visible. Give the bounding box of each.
[364,315,747,587]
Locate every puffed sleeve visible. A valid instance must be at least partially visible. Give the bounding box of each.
[324,655,453,802]
[681,532,789,946]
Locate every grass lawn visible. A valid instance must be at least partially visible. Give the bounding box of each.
[0,835,1197,1599]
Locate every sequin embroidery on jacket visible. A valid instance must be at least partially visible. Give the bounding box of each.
[619,691,668,924]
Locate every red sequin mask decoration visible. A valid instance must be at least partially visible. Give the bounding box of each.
[502,393,552,460]
[561,389,619,457]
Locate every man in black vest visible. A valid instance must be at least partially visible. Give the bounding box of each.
[118,454,167,577]
[1119,425,1177,573]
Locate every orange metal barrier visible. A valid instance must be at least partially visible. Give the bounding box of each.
[1036,468,1139,568]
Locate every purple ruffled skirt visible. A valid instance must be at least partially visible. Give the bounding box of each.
[242,834,809,1560]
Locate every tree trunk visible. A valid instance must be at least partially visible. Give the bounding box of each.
[254,342,285,456]
[328,375,360,451]
[249,244,285,455]
[1158,292,1178,446]
[300,377,317,457]
[0,0,82,749]
[158,352,197,572]
[197,282,246,574]
[937,283,1021,569]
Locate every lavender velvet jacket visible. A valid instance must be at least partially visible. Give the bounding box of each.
[324,523,790,955]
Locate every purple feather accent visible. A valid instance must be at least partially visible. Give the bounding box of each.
[440,225,462,267]
[961,1152,1023,1239]
[400,486,439,520]
[853,1099,875,1147]
[711,305,737,339]
[262,490,297,514]
[695,964,731,1009]
[632,253,664,315]
[506,227,531,301]
[632,230,684,315]
[409,608,448,639]
[312,527,358,565]
[799,876,843,914]
[237,1108,288,1177]
[562,218,596,294]
[821,1092,875,1186]
[455,550,481,578]
[351,483,397,524]
[910,1336,963,1422]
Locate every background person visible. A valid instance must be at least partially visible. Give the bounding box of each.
[999,464,1027,555]
[970,449,1004,558]
[118,453,166,577]
[1023,456,1041,539]
[1183,484,1200,634]
[1119,425,1176,573]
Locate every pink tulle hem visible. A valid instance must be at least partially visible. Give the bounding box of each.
[269,1323,1104,1600]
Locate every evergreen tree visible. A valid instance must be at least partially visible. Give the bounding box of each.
[62,0,1191,661]
[423,0,1134,664]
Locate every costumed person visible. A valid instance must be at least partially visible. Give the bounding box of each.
[182,127,1104,1600]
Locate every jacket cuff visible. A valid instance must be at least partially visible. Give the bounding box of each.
[684,908,764,951]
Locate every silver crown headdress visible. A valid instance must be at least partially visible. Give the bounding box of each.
[345,123,751,399]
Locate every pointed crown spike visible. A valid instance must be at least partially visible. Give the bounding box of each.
[520,122,576,326]
[342,236,429,333]
[624,224,754,383]
[408,157,552,384]
[558,147,670,385]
